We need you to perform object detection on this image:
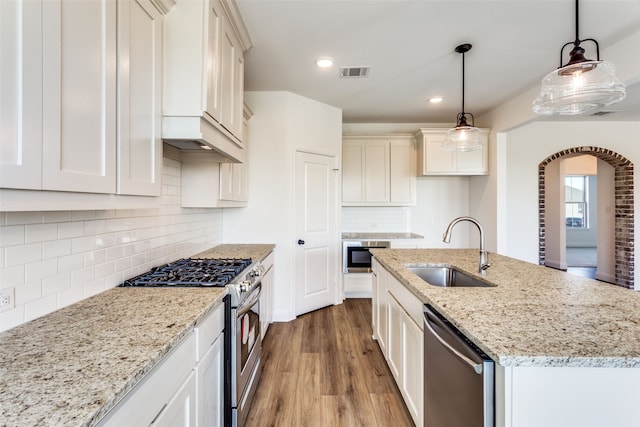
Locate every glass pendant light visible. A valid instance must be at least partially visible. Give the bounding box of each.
[442,44,483,152]
[533,0,626,115]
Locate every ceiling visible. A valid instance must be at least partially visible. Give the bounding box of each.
[236,0,640,124]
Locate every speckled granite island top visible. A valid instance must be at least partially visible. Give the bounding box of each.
[370,248,640,368]
[0,244,274,427]
[342,232,424,240]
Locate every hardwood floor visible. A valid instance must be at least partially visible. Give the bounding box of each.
[246,298,415,427]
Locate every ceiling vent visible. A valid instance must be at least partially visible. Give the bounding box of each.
[340,66,370,78]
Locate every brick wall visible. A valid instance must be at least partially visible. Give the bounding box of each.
[538,146,634,288]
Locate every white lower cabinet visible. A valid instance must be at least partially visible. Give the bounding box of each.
[151,371,197,427]
[97,332,197,427]
[259,252,274,338]
[387,294,404,381]
[343,272,373,298]
[373,261,423,427]
[371,258,388,355]
[98,302,225,427]
[197,334,224,427]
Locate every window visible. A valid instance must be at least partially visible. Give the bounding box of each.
[565,175,588,228]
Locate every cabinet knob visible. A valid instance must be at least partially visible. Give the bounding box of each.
[297,239,305,245]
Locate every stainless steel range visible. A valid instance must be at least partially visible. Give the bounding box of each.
[121,257,263,427]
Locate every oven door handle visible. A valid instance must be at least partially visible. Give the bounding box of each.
[236,284,262,317]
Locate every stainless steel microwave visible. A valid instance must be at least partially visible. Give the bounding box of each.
[342,240,390,273]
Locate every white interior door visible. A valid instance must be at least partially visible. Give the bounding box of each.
[295,151,338,316]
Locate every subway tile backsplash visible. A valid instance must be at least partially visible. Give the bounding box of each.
[0,157,223,332]
[342,206,410,232]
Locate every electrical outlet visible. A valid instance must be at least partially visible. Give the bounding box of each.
[0,288,15,312]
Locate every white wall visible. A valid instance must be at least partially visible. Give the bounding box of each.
[503,121,640,266]
[0,155,223,332]
[340,176,472,248]
[223,91,342,321]
[410,177,471,248]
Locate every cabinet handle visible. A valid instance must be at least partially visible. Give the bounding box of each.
[149,403,168,426]
[424,311,484,375]
[297,239,305,245]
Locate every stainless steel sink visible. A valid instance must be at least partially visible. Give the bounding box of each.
[406,266,493,288]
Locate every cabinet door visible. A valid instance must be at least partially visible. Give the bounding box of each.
[219,163,234,201]
[151,371,197,427]
[260,265,274,338]
[387,293,403,382]
[364,141,390,203]
[205,0,224,122]
[371,261,379,336]
[219,162,248,202]
[117,0,162,196]
[401,306,424,426]
[374,262,388,355]
[421,133,455,175]
[389,139,416,205]
[233,163,249,202]
[0,0,42,189]
[342,140,365,203]
[456,145,488,175]
[197,335,224,427]
[219,15,241,137]
[42,0,117,193]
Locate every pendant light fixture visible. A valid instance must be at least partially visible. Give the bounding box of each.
[532,0,626,115]
[442,43,483,152]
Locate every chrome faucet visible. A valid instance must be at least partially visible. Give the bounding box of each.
[443,216,491,274]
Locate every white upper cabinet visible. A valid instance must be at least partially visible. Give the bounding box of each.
[117,0,164,196]
[416,128,489,176]
[41,0,117,193]
[389,139,417,204]
[342,135,416,206]
[0,0,169,207]
[163,0,251,156]
[0,0,43,190]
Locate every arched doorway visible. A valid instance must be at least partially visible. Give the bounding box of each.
[538,146,634,289]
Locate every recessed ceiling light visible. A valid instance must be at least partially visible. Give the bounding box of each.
[316,57,334,68]
[429,96,443,104]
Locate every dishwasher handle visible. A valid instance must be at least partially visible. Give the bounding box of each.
[424,308,484,375]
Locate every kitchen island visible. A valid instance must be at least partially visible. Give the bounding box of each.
[0,244,273,427]
[371,248,640,427]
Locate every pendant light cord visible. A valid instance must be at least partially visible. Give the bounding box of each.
[574,0,580,44]
[461,50,466,114]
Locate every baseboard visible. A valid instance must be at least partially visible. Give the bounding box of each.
[545,260,567,271]
[595,271,615,284]
[344,290,372,298]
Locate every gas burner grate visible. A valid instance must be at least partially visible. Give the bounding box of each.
[121,258,252,287]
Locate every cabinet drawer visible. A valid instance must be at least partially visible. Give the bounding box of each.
[98,331,196,426]
[387,273,424,328]
[195,303,225,362]
[262,251,274,272]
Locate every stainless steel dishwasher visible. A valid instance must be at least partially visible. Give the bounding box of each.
[423,305,494,427]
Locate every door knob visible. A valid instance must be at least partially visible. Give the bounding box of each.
[298,239,305,245]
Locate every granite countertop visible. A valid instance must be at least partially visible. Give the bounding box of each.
[194,243,275,261]
[342,232,424,240]
[0,244,274,427]
[370,248,640,368]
